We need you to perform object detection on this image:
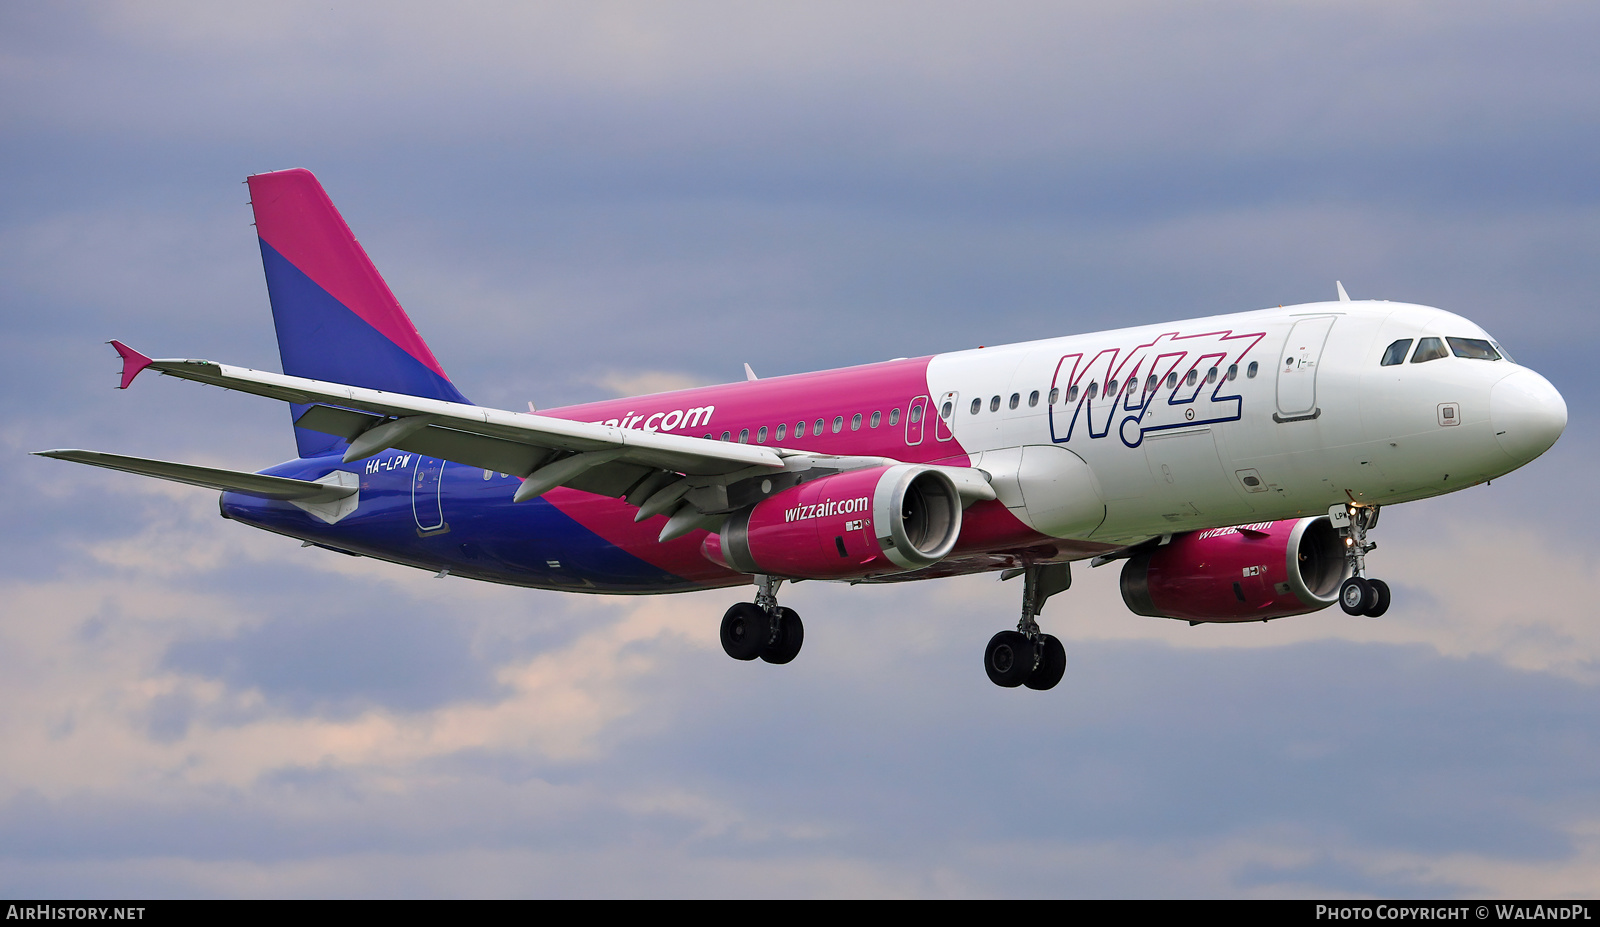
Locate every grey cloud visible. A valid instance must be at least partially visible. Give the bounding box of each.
[1,637,1594,897]
[162,605,504,718]
[3,0,1597,899]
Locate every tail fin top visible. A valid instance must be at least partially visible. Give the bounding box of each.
[247,168,468,457]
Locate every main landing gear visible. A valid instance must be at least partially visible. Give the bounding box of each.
[1336,504,1390,618]
[985,562,1071,690]
[720,574,804,664]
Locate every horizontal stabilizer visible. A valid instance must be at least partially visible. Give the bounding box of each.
[35,449,357,504]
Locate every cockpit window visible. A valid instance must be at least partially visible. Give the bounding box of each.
[1381,339,1412,366]
[1411,337,1449,363]
[1447,337,1501,361]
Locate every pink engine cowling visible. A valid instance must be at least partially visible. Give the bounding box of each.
[702,465,963,579]
[1119,517,1348,622]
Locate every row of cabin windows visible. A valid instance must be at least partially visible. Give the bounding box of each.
[698,357,1269,444]
[683,338,1507,447]
[1380,336,1504,366]
[965,361,1260,415]
[709,406,920,443]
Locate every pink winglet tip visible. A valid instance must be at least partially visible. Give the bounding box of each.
[109,340,153,389]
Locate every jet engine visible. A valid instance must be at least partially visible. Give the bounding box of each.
[703,464,962,579]
[1119,517,1348,622]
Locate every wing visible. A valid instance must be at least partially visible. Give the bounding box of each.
[110,343,996,540]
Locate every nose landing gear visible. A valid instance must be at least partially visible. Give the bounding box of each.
[984,562,1071,690]
[1336,504,1390,618]
[721,574,804,664]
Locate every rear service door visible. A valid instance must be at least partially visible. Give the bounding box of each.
[412,456,447,533]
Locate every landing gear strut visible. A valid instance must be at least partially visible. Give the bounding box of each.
[1336,504,1390,618]
[721,574,804,664]
[985,562,1070,690]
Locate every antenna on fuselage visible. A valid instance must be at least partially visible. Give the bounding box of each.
[1336,281,1351,302]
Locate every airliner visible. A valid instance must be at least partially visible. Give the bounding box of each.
[37,169,1568,690]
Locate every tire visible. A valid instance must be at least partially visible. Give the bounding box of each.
[1024,634,1067,691]
[720,602,768,661]
[984,630,1033,688]
[1365,578,1391,618]
[1339,577,1373,616]
[760,607,805,664]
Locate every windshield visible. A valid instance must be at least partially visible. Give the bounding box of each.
[1448,337,1502,361]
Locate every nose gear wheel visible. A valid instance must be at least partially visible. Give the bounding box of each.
[1337,505,1390,617]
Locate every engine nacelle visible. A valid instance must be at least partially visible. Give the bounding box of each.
[1119,517,1348,623]
[704,465,962,579]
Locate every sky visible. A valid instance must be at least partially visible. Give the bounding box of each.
[2,1,1597,898]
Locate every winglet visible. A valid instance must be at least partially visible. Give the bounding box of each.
[1335,281,1351,302]
[744,363,759,381]
[109,341,153,389]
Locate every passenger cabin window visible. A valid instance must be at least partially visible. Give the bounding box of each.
[1008,393,1020,410]
[721,431,731,441]
[1068,385,1079,402]
[889,408,901,425]
[1247,362,1259,378]
[1146,374,1157,391]
[970,398,982,415]
[990,396,1001,412]
[1448,337,1501,361]
[910,406,923,423]
[939,402,952,419]
[1165,372,1177,388]
[776,423,787,441]
[757,426,768,443]
[1206,367,1218,383]
[1411,337,1449,363]
[1226,364,1238,381]
[832,416,844,433]
[850,413,862,431]
[1049,387,1059,404]
[814,418,824,434]
[1186,369,1198,386]
[1381,339,1413,366]
[794,421,806,438]
[1028,390,1039,407]
[739,428,750,443]
[1106,379,1118,396]
[1087,383,1099,399]
[871,411,882,427]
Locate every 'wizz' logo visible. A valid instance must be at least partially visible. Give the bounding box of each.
[1049,329,1266,448]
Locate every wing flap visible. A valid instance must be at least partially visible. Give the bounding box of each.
[295,405,555,476]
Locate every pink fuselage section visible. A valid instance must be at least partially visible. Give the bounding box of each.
[532,357,1062,588]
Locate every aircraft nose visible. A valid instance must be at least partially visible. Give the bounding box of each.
[1490,369,1567,465]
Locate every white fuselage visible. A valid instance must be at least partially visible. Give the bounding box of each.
[926,300,1565,545]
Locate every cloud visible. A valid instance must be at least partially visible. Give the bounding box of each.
[3,0,1598,898]
[589,370,715,398]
